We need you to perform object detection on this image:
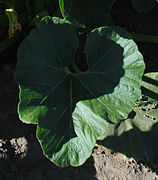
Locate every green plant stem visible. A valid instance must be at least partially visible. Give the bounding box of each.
[131,32,158,43]
[72,62,82,73]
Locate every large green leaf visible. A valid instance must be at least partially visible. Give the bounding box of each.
[15,17,78,124]
[98,72,158,168]
[130,0,156,13]
[14,16,145,167]
[59,0,116,28]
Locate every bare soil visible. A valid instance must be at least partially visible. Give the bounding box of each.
[0,63,158,180]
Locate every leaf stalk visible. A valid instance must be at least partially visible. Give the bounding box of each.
[131,32,158,43]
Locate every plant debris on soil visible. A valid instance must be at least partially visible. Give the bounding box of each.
[0,64,158,180]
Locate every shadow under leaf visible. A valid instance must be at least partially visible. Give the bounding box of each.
[98,106,158,173]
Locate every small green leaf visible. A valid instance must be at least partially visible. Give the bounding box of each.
[15,17,145,167]
[59,0,116,28]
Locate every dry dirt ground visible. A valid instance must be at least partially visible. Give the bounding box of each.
[0,63,158,180]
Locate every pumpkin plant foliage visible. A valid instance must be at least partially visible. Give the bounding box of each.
[14,16,145,167]
[59,0,116,28]
[130,0,157,13]
[98,72,158,168]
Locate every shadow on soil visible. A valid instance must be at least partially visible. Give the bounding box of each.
[98,122,158,175]
[0,135,97,180]
[0,64,97,179]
